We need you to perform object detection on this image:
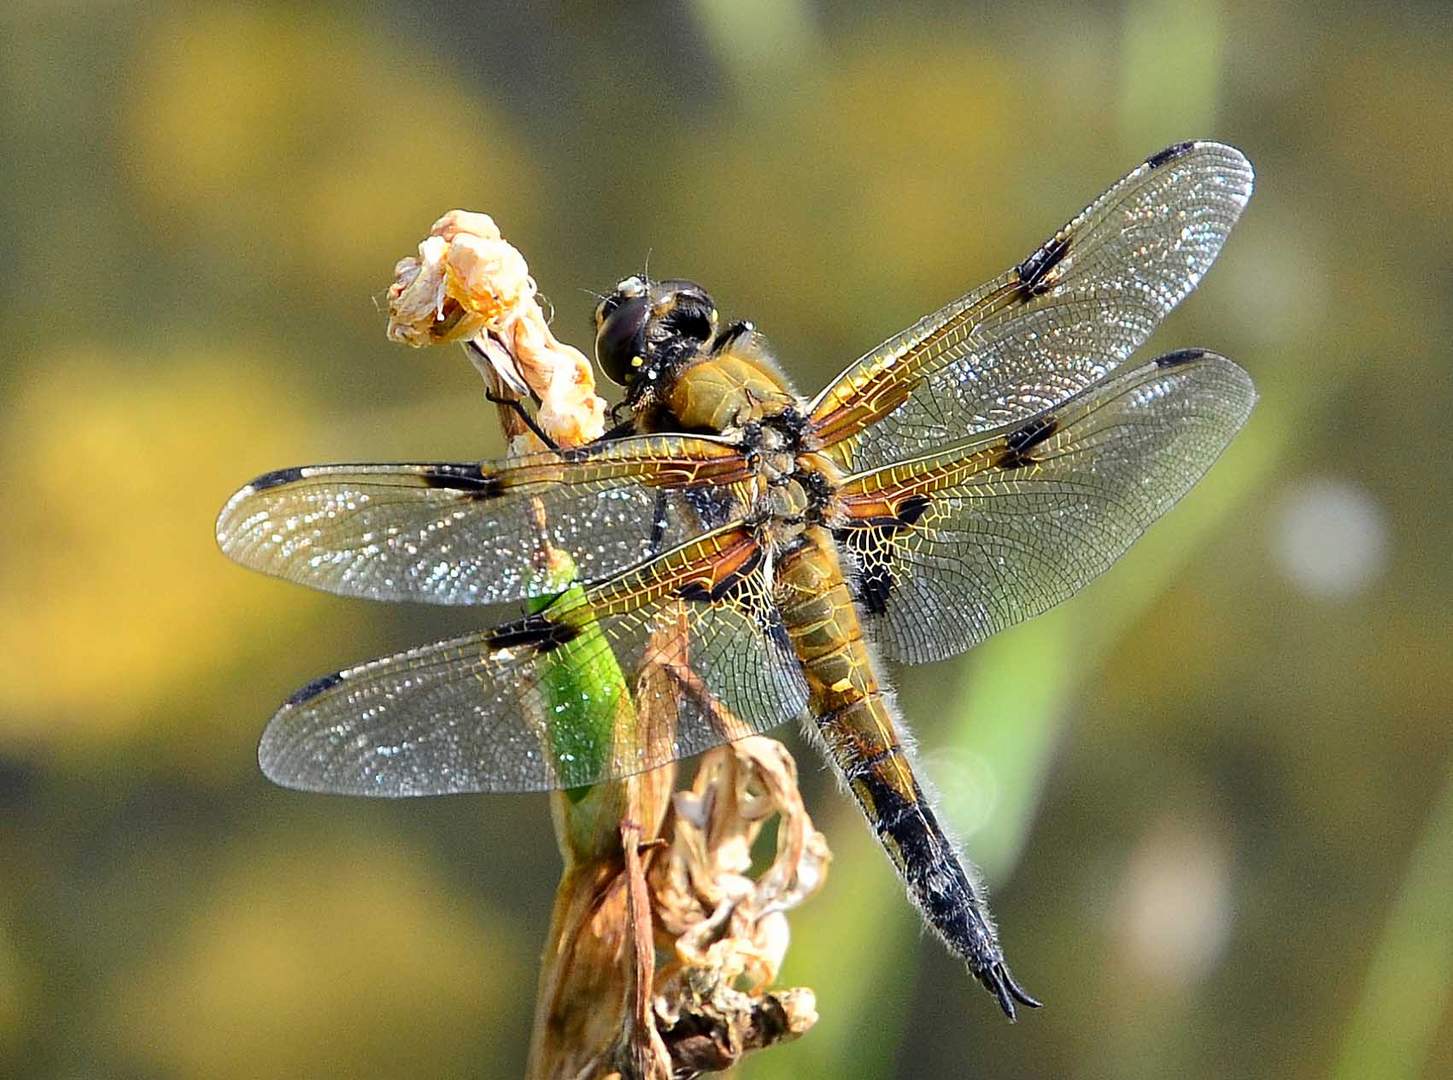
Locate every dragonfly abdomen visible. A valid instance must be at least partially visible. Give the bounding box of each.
[776,527,1040,1019]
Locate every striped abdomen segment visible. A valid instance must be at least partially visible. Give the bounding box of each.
[775,527,1040,1019]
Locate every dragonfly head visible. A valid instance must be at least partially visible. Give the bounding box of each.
[594,276,718,387]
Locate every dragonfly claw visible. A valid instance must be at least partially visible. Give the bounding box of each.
[977,961,1043,1021]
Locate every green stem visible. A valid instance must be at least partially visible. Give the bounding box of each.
[1333,756,1453,1080]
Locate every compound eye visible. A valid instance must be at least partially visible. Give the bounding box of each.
[594,293,651,386]
[594,277,648,334]
[654,280,717,345]
[664,304,714,345]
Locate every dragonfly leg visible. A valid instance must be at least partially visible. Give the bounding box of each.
[483,389,560,451]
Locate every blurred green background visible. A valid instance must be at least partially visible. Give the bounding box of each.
[3,1,1450,1077]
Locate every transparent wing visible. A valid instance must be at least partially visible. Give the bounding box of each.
[809,142,1254,473]
[834,350,1255,664]
[257,525,809,795]
[216,433,754,605]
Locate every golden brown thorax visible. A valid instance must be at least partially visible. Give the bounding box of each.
[660,350,798,434]
[661,344,848,556]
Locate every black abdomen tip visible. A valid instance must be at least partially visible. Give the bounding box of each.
[977,961,1044,1022]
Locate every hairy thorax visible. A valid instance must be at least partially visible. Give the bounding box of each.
[655,348,846,554]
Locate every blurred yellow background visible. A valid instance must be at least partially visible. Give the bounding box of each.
[3,1,1450,1077]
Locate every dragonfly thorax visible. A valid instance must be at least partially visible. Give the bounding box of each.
[744,447,846,553]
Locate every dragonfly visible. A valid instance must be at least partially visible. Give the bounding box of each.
[217,141,1255,1019]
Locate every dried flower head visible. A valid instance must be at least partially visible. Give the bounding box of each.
[387,210,606,446]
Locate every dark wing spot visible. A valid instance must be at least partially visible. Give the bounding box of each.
[896,493,932,527]
[285,671,345,706]
[250,466,305,493]
[487,612,580,653]
[836,494,934,616]
[1155,347,1209,369]
[996,414,1059,469]
[1147,141,1195,169]
[1015,233,1072,298]
[647,489,670,555]
[765,612,796,663]
[858,563,895,616]
[1005,414,1059,454]
[420,464,505,500]
[675,547,764,605]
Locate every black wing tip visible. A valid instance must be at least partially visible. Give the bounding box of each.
[1146,141,1198,169]
[1155,347,1212,369]
[1142,141,1254,193]
[217,467,306,548]
[248,465,307,493]
[283,671,345,707]
[1151,349,1256,408]
[217,467,307,542]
